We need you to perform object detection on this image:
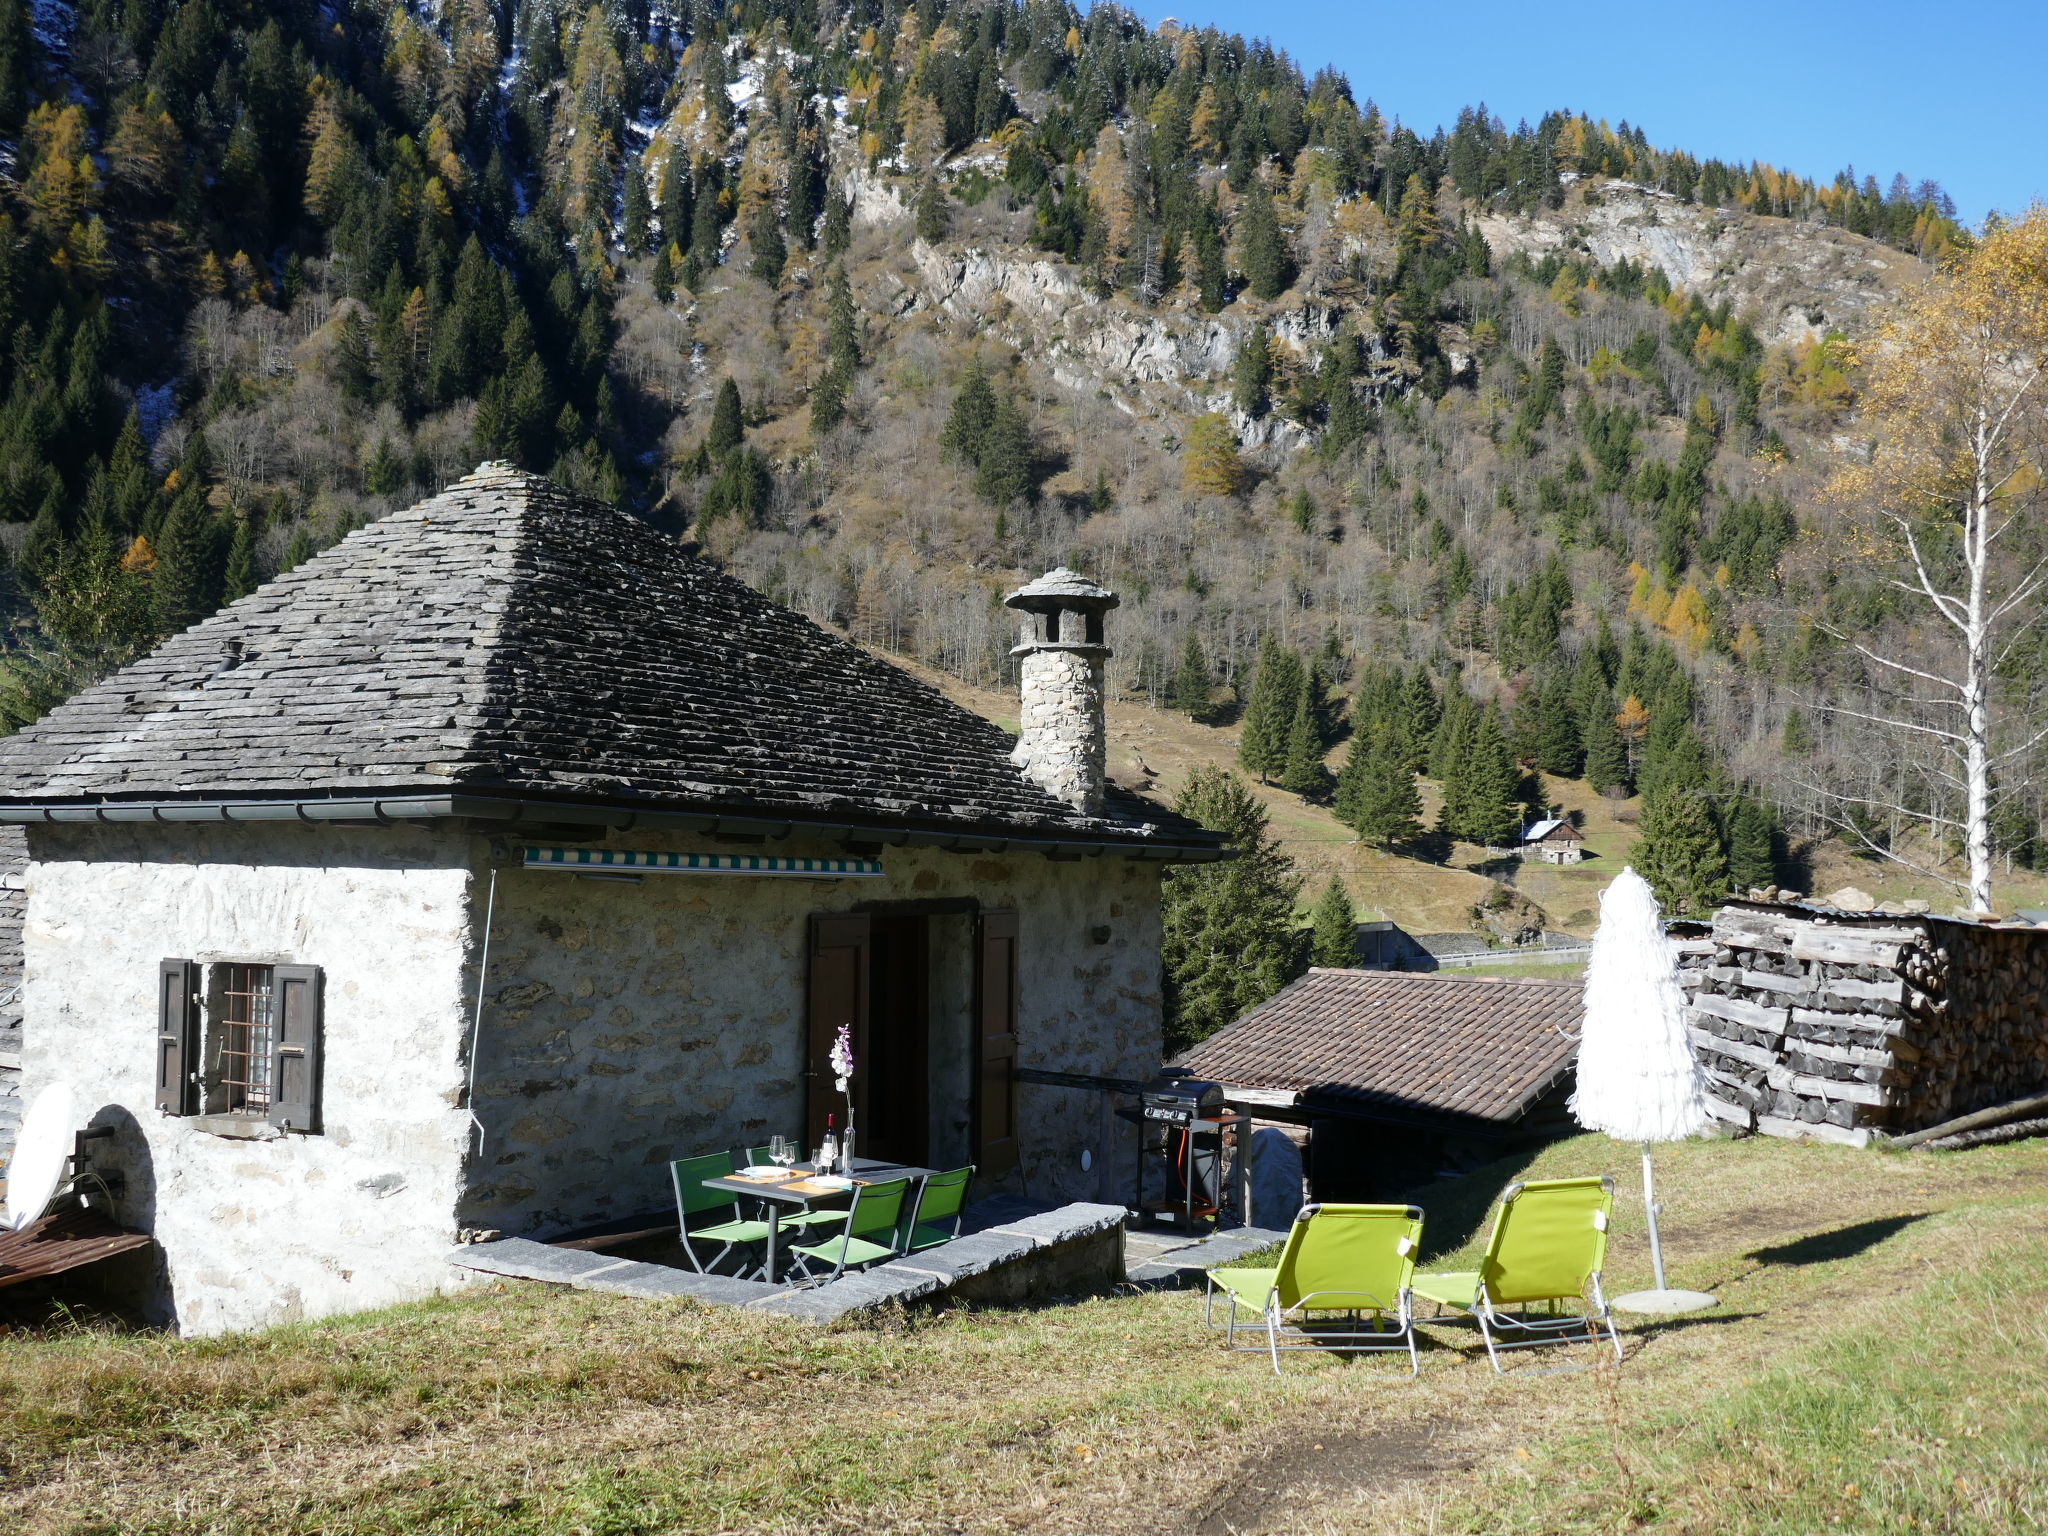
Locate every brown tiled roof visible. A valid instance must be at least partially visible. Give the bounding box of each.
[1175,968,1582,1127]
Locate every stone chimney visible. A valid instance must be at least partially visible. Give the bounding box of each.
[1003,568,1118,815]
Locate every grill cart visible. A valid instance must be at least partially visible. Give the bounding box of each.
[1118,1068,1252,1233]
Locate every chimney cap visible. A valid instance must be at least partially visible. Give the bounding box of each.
[1003,567,1120,613]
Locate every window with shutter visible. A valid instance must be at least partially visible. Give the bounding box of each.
[156,959,200,1116]
[268,964,323,1133]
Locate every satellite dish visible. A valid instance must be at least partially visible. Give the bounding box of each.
[4,1081,78,1231]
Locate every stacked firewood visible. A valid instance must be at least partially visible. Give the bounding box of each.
[1676,903,2048,1148]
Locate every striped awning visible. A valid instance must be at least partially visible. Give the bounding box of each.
[521,846,884,878]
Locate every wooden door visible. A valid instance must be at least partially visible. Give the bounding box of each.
[806,913,870,1148]
[973,909,1020,1177]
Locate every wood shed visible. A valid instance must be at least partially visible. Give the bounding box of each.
[1678,901,2048,1148]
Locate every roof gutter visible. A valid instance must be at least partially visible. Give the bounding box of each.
[0,791,1233,863]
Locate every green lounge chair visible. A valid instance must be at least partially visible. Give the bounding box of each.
[901,1165,974,1251]
[670,1152,777,1276]
[788,1176,915,1283]
[1411,1176,1623,1373]
[1204,1203,1425,1376]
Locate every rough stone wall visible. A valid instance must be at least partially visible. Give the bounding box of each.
[1011,649,1106,814]
[1681,902,2048,1147]
[463,833,1164,1238]
[0,825,26,1165]
[22,823,477,1334]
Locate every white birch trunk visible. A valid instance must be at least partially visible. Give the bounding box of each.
[1964,406,1995,916]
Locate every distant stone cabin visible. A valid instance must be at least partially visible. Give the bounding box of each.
[0,465,1223,1334]
[1519,817,1585,865]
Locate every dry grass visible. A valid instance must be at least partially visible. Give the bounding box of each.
[4,1134,2046,1534]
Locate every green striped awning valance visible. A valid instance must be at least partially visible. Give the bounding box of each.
[521,846,884,878]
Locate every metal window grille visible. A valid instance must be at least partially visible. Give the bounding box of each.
[217,963,276,1113]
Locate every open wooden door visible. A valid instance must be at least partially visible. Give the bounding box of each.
[973,909,1020,1178]
[806,913,870,1148]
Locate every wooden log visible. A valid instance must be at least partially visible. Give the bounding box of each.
[1672,937,1717,957]
[1706,966,1815,998]
[1890,1089,2048,1149]
[1704,1094,1755,1131]
[1690,993,1791,1037]
[1819,974,1907,1006]
[1784,1037,1899,1071]
[1688,1026,1778,1070]
[1788,1007,1903,1042]
[1788,931,1905,968]
[1712,914,1793,955]
[1765,1064,1892,1106]
[1755,1114,1872,1149]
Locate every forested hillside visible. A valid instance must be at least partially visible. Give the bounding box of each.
[0,0,2019,924]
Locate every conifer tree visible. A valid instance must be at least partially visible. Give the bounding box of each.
[1635,784,1730,917]
[651,241,677,304]
[1308,876,1358,968]
[1236,178,1292,300]
[706,377,745,456]
[1343,726,1424,847]
[1446,708,1523,847]
[973,398,1033,506]
[1725,796,1778,891]
[151,483,220,637]
[1237,639,1303,782]
[1583,700,1632,797]
[1182,412,1244,496]
[825,261,861,375]
[1429,681,1475,783]
[1279,688,1331,799]
[914,177,949,242]
[808,363,848,438]
[1167,632,1211,717]
[1161,765,1305,1049]
[221,517,255,603]
[942,362,996,466]
[1398,667,1439,772]
[621,159,652,255]
[748,199,786,284]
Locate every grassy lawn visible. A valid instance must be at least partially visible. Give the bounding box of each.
[5,1135,2046,1534]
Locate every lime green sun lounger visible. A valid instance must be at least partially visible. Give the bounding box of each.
[1412,1175,1623,1372]
[1205,1203,1425,1375]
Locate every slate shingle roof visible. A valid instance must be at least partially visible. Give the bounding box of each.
[0,465,1216,851]
[1175,968,1582,1126]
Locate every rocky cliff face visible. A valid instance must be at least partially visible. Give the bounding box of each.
[1475,179,1927,345]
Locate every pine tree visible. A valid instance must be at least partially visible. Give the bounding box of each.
[1429,682,1476,784]
[221,516,255,603]
[706,377,745,456]
[825,261,861,375]
[151,483,220,637]
[651,241,676,304]
[1279,688,1332,799]
[1160,765,1305,1049]
[1236,178,1292,300]
[1726,796,1778,891]
[942,363,996,466]
[1345,727,1424,847]
[809,363,849,438]
[1397,667,1439,773]
[973,398,1033,505]
[1166,632,1211,717]
[621,158,652,255]
[1308,876,1358,968]
[914,176,949,242]
[1781,707,1815,755]
[1534,674,1585,775]
[748,198,786,284]
[0,0,29,135]
[1453,709,1524,848]
[1635,784,1730,917]
[1238,640,1303,782]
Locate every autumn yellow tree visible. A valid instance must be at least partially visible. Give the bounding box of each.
[1183,413,1244,497]
[1817,206,2048,913]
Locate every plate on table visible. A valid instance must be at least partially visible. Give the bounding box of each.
[733,1166,790,1181]
[808,1175,855,1189]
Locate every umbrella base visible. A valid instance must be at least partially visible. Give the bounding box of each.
[1612,1287,1717,1316]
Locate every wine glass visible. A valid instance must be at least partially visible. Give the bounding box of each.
[769,1134,793,1172]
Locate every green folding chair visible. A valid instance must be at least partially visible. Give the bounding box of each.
[1203,1203,1426,1376]
[787,1177,914,1283]
[670,1152,776,1276]
[901,1165,975,1252]
[1411,1175,1623,1373]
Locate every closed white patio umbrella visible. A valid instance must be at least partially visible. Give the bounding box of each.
[1570,867,1718,1315]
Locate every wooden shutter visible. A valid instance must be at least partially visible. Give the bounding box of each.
[973,909,1020,1178]
[806,914,869,1148]
[268,964,324,1133]
[156,958,199,1116]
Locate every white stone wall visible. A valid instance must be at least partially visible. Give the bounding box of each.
[463,835,1165,1236]
[1012,648,1107,813]
[22,824,477,1335]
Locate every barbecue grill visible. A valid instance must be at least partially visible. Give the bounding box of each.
[1118,1069,1252,1232]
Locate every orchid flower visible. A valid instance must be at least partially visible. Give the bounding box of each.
[830,1023,854,1094]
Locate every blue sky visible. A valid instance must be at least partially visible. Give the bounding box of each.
[1132,1,2046,227]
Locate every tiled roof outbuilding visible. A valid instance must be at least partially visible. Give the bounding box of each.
[1175,968,1582,1127]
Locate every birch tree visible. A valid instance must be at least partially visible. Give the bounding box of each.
[1814,208,2048,913]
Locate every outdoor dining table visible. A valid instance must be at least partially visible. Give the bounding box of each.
[703,1157,937,1284]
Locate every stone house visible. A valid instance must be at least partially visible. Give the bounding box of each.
[1519,816,1586,865]
[0,464,1222,1334]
